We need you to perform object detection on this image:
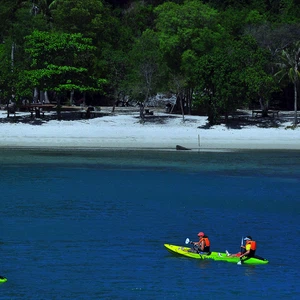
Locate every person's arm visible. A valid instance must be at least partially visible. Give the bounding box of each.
[191,238,200,245]
[240,244,250,258]
[199,240,205,251]
[240,250,250,258]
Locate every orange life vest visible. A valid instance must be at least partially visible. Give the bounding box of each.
[200,237,210,251]
[200,237,210,246]
[246,240,256,251]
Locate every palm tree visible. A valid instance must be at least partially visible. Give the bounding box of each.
[32,0,54,21]
[275,41,300,126]
[48,0,62,9]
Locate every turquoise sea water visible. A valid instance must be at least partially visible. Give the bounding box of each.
[0,149,299,299]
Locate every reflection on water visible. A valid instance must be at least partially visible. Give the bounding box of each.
[196,260,212,270]
[243,265,258,277]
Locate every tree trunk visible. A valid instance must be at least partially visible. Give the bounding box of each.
[186,88,193,115]
[82,92,86,107]
[6,100,9,118]
[44,91,50,103]
[40,90,44,103]
[259,96,269,117]
[207,96,217,125]
[139,102,145,123]
[294,83,298,125]
[56,96,61,120]
[224,111,229,123]
[33,88,39,103]
[140,89,150,123]
[112,90,121,113]
[178,93,185,122]
[70,90,74,105]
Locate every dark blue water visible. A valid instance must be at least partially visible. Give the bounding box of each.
[0,149,299,299]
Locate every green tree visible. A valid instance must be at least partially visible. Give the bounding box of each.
[192,36,276,125]
[127,29,166,121]
[0,1,49,107]
[122,0,156,38]
[0,42,13,103]
[51,0,120,103]
[24,30,105,117]
[51,0,105,37]
[275,41,300,126]
[155,0,221,115]
[94,3,133,108]
[193,48,248,125]
[247,23,300,112]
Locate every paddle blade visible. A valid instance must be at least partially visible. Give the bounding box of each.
[237,261,242,265]
[185,238,190,244]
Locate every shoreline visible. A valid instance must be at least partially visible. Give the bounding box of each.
[0,110,299,151]
[0,146,299,155]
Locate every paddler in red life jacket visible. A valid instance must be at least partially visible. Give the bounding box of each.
[190,232,211,254]
[240,236,256,259]
[226,235,257,257]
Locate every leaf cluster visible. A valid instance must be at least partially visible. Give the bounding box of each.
[0,0,299,125]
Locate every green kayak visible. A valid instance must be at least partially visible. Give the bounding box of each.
[0,276,7,283]
[164,244,269,265]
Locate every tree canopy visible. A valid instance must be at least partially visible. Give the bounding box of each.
[0,0,299,125]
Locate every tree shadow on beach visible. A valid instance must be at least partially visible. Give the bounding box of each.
[132,113,289,129]
[0,116,46,125]
[0,109,294,129]
[0,111,111,125]
[136,110,293,129]
[223,117,281,129]
[134,115,179,124]
[198,114,292,129]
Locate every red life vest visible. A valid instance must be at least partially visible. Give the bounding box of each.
[200,237,210,251]
[246,240,256,251]
[245,240,257,257]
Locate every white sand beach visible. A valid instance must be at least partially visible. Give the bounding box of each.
[0,108,299,151]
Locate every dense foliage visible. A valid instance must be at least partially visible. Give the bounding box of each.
[0,0,299,124]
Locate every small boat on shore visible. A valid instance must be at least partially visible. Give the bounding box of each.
[164,244,269,265]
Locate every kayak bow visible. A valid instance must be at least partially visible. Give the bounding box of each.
[0,276,7,283]
[164,244,269,265]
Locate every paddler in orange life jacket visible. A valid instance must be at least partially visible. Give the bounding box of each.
[190,232,211,254]
[240,236,256,259]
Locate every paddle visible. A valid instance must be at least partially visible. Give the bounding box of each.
[237,237,244,265]
[185,238,203,258]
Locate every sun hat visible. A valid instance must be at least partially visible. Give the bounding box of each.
[198,232,205,237]
[244,236,252,241]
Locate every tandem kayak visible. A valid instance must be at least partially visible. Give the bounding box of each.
[0,276,7,283]
[164,244,269,265]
